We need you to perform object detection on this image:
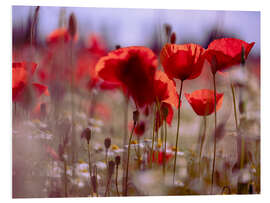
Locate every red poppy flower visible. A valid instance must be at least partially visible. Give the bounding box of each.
[46,28,78,45]
[148,150,173,165]
[96,46,158,107]
[12,62,49,102]
[185,89,224,116]
[160,43,205,81]
[204,38,255,74]
[155,102,174,131]
[86,34,107,56]
[129,121,146,137]
[154,70,179,108]
[153,71,179,130]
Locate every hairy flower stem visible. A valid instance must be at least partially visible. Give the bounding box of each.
[150,104,156,168]
[231,83,243,169]
[173,80,183,184]
[105,149,108,167]
[137,136,141,168]
[69,41,77,179]
[64,159,68,197]
[156,98,164,169]
[87,142,93,194]
[124,121,136,196]
[199,116,207,177]
[122,95,129,190]
[163,120,168,177]
[211,74,217,194]
[115,164,120,196]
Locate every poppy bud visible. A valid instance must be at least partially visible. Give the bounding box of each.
[115,45,121,50]
[162,106,169,119]
[104,137,111,149]
[133,110,139,124]
[115,155,121,165]
[108,160,115,176]
[170,32,176,44]
[68,13,77,38]
[239,100,246,114]
[81,128,91,144]
[164,24,172,37]
[241,45,246,65]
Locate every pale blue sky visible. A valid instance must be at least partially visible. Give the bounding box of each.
[12,6,260,54]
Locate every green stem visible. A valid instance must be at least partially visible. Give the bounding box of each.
[124,121,136,196]
[122,95,128,190]
[64,159,68,197]
[87,142,92,195]
[211,74,217,194]
[150,104,156,168]
[115,165,120,196]
[199,116,207,176]
[231,83,244,170]
[163,119,168,177]
[173,80,183,184]
[231,83,239,129]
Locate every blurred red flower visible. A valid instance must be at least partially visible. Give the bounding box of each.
[185,89,223,116]
[12,62,49,102]
[160,43,205,81]
[46,28,78,45]
[129,121,146,137]
[75,34,121,91]
[155,103,174,131]
[204,38,255,74]
[96,46,158,107]
[148,150,173,165]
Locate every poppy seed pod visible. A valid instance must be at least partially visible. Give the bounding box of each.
[68,13,77,38]
[104,137,111,149]
[115,155,121,165]
[81,128,91,144]
[108,160,115,176]
[133,110,139,124]
[170,32,176,44]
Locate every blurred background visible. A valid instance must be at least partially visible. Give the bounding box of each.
[12,6,260,54]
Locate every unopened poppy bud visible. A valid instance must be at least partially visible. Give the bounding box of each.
[115,45,121,50]
[162,106,169,119]
[108,160,115,176]
[164,24,172,37]
[133,110,139,124]
[68,13,77,38]
[239,100,246,114]
[115,155,121,165]
[241,45,246,65]
[81,128,91,144]
[170,32,176,44]
[104,137,111,149]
